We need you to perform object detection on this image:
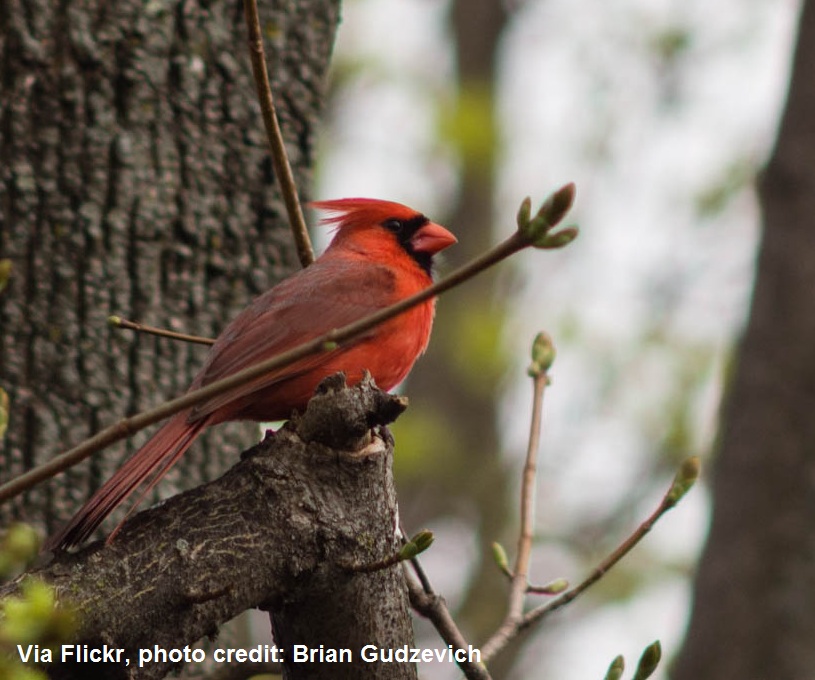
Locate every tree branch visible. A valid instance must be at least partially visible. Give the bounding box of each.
[406,574,492,680]
[516,457,700,634]
[480,332,555,661]
[243,0,314,267]
[3,376,417,680]
[108,316,215,346]
[0,183,577,506]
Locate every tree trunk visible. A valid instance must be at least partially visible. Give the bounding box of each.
[673,2,815,677]
[0,0,340,536]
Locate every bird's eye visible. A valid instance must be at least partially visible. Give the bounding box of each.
[383,219,404,234]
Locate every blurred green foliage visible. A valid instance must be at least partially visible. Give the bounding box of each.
[650,26,692,64]
[391,405,460,483]
[443,305,507,397]
[437,81,496,172]
[0,579,77,680]
[695,157,756,217]
[1,526,77,680]
[0,525,40,581]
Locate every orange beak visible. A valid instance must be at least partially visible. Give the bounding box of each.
[410,221,457,255]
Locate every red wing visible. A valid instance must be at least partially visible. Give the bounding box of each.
[188,258,396,421]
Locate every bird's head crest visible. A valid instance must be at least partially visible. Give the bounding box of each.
[310,198,456,274]
[310,198,424,230]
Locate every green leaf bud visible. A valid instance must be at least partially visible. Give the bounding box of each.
[528,332,556,377]
[603,655,625,680]
[666,456,701,506]
[491,542,511,575]
[632,640,662,680]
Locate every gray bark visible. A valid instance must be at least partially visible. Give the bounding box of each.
[673,1,815,677]
[3,376,417,680]
[0,0,340,536]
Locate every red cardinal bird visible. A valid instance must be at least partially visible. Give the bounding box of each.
[47,198,456,550]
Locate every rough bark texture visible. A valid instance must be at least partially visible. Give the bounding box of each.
[2,376,417,680]
[673,2,815,678]
[0,0,340,535]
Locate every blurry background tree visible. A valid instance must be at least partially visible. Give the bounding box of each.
[399,0,518,669]
[673,1,815,678]
[0,0,340,535]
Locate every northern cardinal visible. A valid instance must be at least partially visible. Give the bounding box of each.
[47,198,456,550]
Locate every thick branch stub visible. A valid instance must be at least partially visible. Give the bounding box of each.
[293,371,408,449]
[3,374,416,680]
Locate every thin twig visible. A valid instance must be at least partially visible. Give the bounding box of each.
[510,350,548,611]
[109,316,215,346]
[405,572,493,680]
[0,233,527,504]
[480,333,554,660]
[409,555,434,595]
[341,550,404,574]
[242,0,314,267]
[516,459,699,634]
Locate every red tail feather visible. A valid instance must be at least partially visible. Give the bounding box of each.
[46,412,209,551]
